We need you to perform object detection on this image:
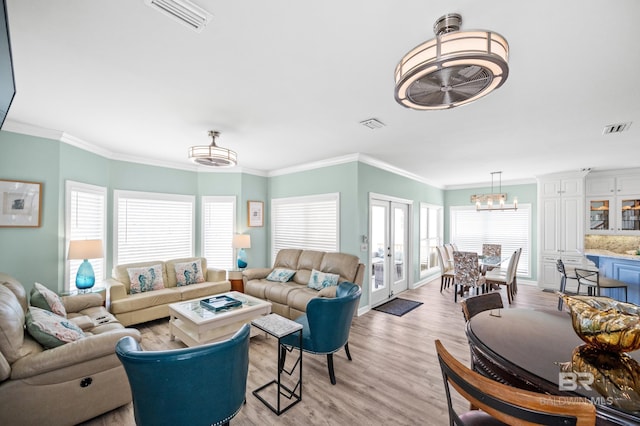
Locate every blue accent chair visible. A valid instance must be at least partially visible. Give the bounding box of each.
[116,324,250,426]
[280,282,362,385]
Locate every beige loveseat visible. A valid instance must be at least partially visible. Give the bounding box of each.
[243,249,364,319]
[0,272,141,426]
[105,257,230,326]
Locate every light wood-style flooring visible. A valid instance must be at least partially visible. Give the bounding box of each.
[82,279,559,426]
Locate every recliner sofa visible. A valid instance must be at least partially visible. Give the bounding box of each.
[242,249,364,319]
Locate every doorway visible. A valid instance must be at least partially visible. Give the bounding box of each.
[369,195,411,307]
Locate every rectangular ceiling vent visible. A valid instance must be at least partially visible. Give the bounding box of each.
[360,118,385,130]
[602,122,632,135]
[145,0,212,32]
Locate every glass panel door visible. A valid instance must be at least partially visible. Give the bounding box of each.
[620,197,640,231]
[370,200,389,307]
[588,199,611,232]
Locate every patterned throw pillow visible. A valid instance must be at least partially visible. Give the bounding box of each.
[175,260,205,286]
[26,306,85,349]
[127,265,164,294]
[30,282,67,317]
[266,268,296,283]
[308,269,339,290]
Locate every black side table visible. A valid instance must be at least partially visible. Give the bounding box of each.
[251,313,302,415]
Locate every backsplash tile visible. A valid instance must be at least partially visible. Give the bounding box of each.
[585,235,640,254]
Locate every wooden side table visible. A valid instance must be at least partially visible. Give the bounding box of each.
[228,270,244,293]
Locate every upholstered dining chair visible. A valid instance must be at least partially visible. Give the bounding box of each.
[436,245,454,292]
[280,281,361,385]
[484,248,520,304]
[435,340,596,426]
[116,324,250,426]
[557,259,580,310]
[453,251,486,303]
[575,268,628,302]
[460,292,503,322]
[480,243,501,272]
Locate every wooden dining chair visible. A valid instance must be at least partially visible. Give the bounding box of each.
[460,292,503,322]
[574,268,628,302]
[453,251,485,303]
[435,339,597,426]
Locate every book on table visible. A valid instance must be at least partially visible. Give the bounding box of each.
[200,295,242,312]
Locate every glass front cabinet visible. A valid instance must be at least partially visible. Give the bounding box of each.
[587,196,640,234]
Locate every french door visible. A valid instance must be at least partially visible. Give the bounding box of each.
[370,195,411,307]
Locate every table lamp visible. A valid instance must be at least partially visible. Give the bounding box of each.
[232,234,251,269]
[68,239,104,293]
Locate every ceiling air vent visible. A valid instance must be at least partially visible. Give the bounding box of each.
[360,118,385,130]
[145,0,212,32]
[602,122,632,135]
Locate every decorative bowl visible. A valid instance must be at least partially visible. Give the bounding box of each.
[562,295,640,353]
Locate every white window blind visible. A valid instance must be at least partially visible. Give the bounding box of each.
[115,190,194,265]
[202,196,236,270]
[449,205,531,276]
[271,193,339,262]
[65,181,106,291]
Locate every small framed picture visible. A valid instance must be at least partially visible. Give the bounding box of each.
[248,200,264,227]
[0,179,42,227]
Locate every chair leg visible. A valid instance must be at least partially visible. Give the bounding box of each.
[558,276,566,310]
[440,276,445,292]
[506,284,513,304]
[344,342,352,361]
[327,354,336,385]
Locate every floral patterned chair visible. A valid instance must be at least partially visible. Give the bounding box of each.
[453,251,486,303]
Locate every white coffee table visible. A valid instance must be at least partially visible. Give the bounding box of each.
[169,291,272,347]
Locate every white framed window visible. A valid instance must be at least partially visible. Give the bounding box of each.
[65,181,106,291]
[202,196,236,270]
[114,190,195,265]
[271,193,340,262]
[449,204,531,276]
[419,203,443,278]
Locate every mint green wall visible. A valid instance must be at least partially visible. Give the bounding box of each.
[0,131,61,292]
[444,183,538,280]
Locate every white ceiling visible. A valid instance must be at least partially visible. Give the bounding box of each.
[4,0,640,188]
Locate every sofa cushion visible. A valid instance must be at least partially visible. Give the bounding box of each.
[30,282,67,317]
[109,288,181,314]
[320,252,360,282]
[308,269,339,290]
[177,280,231,301]
[25,306,85,349]
[166,257,208,287]
[0,284,27,363]
[288,287,320,313]
[266,268,296,283]
[174,260,205,286]
[273,249,303,270]
[128,264,165,294]
[292,250,325,285]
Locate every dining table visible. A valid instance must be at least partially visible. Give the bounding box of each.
[466,308,640,425]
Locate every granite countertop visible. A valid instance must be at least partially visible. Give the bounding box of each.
[585,249,640,261]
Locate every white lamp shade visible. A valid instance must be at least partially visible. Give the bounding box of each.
[232,234,251,249]
[68,239,104,260]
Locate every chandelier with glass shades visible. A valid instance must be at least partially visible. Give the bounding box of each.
[472,171,518,211]
[188,130,237,167]
[394,13,509,110]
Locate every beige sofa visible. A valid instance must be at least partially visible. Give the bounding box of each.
[0,272,141,426]
[243,249,364,319]
[105,257,230,326]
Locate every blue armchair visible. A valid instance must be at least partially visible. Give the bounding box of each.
[116,324,250,426]
[281,282,362,385]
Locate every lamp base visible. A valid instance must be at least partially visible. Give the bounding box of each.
[237,248,248,269]
[76,259,96,293]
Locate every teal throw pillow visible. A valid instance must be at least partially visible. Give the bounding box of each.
[266,268,296,283]
[26,306,85,349]
[308,269,339,290]
[30,282,67,317]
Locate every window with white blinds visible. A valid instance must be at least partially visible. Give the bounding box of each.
[271,193,339,262]
[114,190,194,265]
[420,203,443,278]
[65,181,106,291]
[202,196,236,270]
[449,204,531,276]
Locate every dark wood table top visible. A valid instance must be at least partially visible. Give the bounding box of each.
[466,308,640,425]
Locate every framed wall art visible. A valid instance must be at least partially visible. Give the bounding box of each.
[0,179,42,227]
[247,200,264,227]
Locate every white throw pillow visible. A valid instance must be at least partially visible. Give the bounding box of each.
[175,260,205,286]
[308,269,339,290]
[266,268,296,283]
[127,265,164,294]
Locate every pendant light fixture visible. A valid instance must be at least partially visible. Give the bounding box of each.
[394,13,509,110]
[188,130,238,167]
[473,171,518,211]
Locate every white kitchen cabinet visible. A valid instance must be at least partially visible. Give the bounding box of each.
[586,171,640,196]
[537,172,587,290]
